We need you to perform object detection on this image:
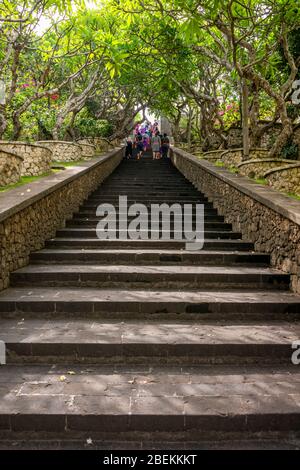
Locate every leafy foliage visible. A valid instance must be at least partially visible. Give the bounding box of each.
[0,0,299,155]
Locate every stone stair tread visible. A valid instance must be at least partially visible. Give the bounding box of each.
[12,264,287,276]
[56,228,232,233]
[47,238,250,245]
[31,248,262,255]
[0,365,299,434]
[29,249,270,266]
[1,318,300,344]
[0,286,299,303]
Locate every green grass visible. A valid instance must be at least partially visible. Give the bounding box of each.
[0,172,54,192]
[214,161,238,173]
[52,159,89,167]
[0,157,99,193]
[228,165,238,174]
[286,192,300,201]
[253,178,268,185]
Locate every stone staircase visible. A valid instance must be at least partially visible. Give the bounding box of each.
[0,152,299,449]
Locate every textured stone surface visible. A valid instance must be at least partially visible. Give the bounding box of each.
[221,148,270,167]
[77,142,96,158]
[90,138,111,153]
[0,149,123,291]
[0,141,52,177]
[265,164,300,195]
[36,140,82,162]
[172,148,300,293]
[202,150,225,161]
[237,159,298,179]
[0,149,23,186]
[0,364,299,435]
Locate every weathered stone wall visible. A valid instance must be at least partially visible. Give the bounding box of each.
[0,148,123,291]
[260,125,282,149]
[293,126,300,158]
[77,142,96,158]
[171,147,300,294]
[264,164,300,195]
[237,159,298,179]
[36,140,82,162]
[227,127,243,148]
[91,138,112,153]
[220,148,269,167]
[0,150,23,186]
[226,123,300,158]
[0,141,52,176]
[201,150,225,161]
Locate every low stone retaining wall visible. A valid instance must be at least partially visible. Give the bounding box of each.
[0,150,23,186]
[91,138,112,153]
[0,148,123,291]
[264,164,300,195]
[36,140,82,162]
[220,148,269,167]
[77,142,96,158]
[171,147,300,294]
[237,159,298,179]
[0,141,52,176]
[202,149,225,161]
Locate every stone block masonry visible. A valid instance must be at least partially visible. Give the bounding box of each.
[0,149,23,186]
[264,164,300,195]
[0,148,123,291]
[77,142,96,158]
[171,148,300,294]
[36,140,82,162]
[0,141,52,177]
[237,159,298,179]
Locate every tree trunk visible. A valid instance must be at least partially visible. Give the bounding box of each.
[268,101,293,157]
[63,110,78,141]
[53,111,67,140]
[241,78,250,160]
[12,112,22,140]
[171,110,182,144]
[187,106,193,150]
[0,107,7,138]
[249,84,261,147]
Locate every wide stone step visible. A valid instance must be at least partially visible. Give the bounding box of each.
[79,202,218,217]
[73,211,224,221]
[45,238,255,250]
[100,184,199,190]
[66,219,232,230]
[88,195,208,202]
[10,265,290,290]
[55,228,242,240]
[1,319,299,364]
[91,187,204,193]
[1,362,298,438]
[29,249,270,266]
[4,364,299,437]
[0,287,299,320]
[80,200,214,208]
[93,190,203,197]
[105,180,190,185]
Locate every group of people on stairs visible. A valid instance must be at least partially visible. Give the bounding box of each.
[124,120,170,160]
